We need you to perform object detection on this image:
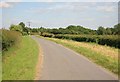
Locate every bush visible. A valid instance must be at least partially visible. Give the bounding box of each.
[54,34,120,48]
[42,33,54,38]
[1,29,22,51]
[22,32,28,36]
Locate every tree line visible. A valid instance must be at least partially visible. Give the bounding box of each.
[1,22,119,50]
[9,22,120,35]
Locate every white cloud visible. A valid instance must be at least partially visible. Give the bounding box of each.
[2,0,22,2]
[0,2,12,8]
[19,0,119,2]
[29,3,90,14]
[1,0,119,2]
[35,0,53,2]
[96,5,116,12]
[0,0,22,8]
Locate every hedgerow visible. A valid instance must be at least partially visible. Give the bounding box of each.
[42,33,54,38]
[42,34,120,48]
[1,29,22,51]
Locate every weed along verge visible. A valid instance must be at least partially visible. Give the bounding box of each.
[2,36,39,80]
[33,36,43,80]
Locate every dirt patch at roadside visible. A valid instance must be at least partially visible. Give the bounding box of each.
[34,41,43,80]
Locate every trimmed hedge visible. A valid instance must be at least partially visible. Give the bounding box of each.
[1,29,22,51]
[42,34,120,48]
[42,33,54,38]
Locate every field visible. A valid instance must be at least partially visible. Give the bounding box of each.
[2,36,39,80]
[43,37,119,75]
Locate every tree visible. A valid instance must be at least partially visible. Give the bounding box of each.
[19,22,30,35]
[9,24,23,33]
[38,27,46,35]
[32,28,38,32]
[106,28,112,35]
[114,23,120,35]
[19,22,26,32]
[19,22,25,28]
[97,26,106,35]
[50,28,59,34]
[66,25,76,29]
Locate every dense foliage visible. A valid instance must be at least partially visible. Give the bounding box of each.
[29,23,120,35]
[30,25,96,35]
[1,22,30,51]
[97,24,120,35]
[54,34,120,48]
[1,29,22,51]
[2,22,119,51]
[9,22,30,35]
[9,24,23,33]
[8,22,120,35]
[32,23,119,48]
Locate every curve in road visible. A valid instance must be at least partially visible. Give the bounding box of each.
[32,36,117,80]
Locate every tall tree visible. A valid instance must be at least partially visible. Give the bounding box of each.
[19,22,25,28]
[19,22,30,34]
[10,24,23,33]
[97,26,106,35]
[114,23,120,35]
[106,28,112,35]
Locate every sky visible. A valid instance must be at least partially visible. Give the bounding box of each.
[0,0,119,30]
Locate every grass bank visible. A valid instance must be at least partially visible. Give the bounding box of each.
[41,36,118,75]
[2,36,39,80]
[0,52,1,82]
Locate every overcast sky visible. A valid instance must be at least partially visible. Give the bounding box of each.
[0,0,119,30]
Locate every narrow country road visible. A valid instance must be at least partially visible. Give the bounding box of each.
[31,36,117,80]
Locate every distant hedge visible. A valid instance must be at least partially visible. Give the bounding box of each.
[42,34,120,48]
[41,33,54,38]
[1,29,22,51]
[55,35,120,48]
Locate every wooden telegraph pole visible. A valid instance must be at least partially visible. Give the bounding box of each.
[27,22,31,35]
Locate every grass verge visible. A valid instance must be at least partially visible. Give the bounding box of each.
[0,52,2,82]
[39,36,118,75]
[2,36,39,80]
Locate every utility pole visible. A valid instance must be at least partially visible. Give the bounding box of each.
[27,22,31,35]
[27,22,31,28]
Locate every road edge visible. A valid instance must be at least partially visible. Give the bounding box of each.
[32,36,44,80]
[45,37,118,80]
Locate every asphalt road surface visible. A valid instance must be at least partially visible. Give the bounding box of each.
[32,36,117,80]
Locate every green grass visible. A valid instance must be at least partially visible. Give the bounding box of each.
[0,52,2,82]
[39,36,118,75]
[2,36,39,80]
